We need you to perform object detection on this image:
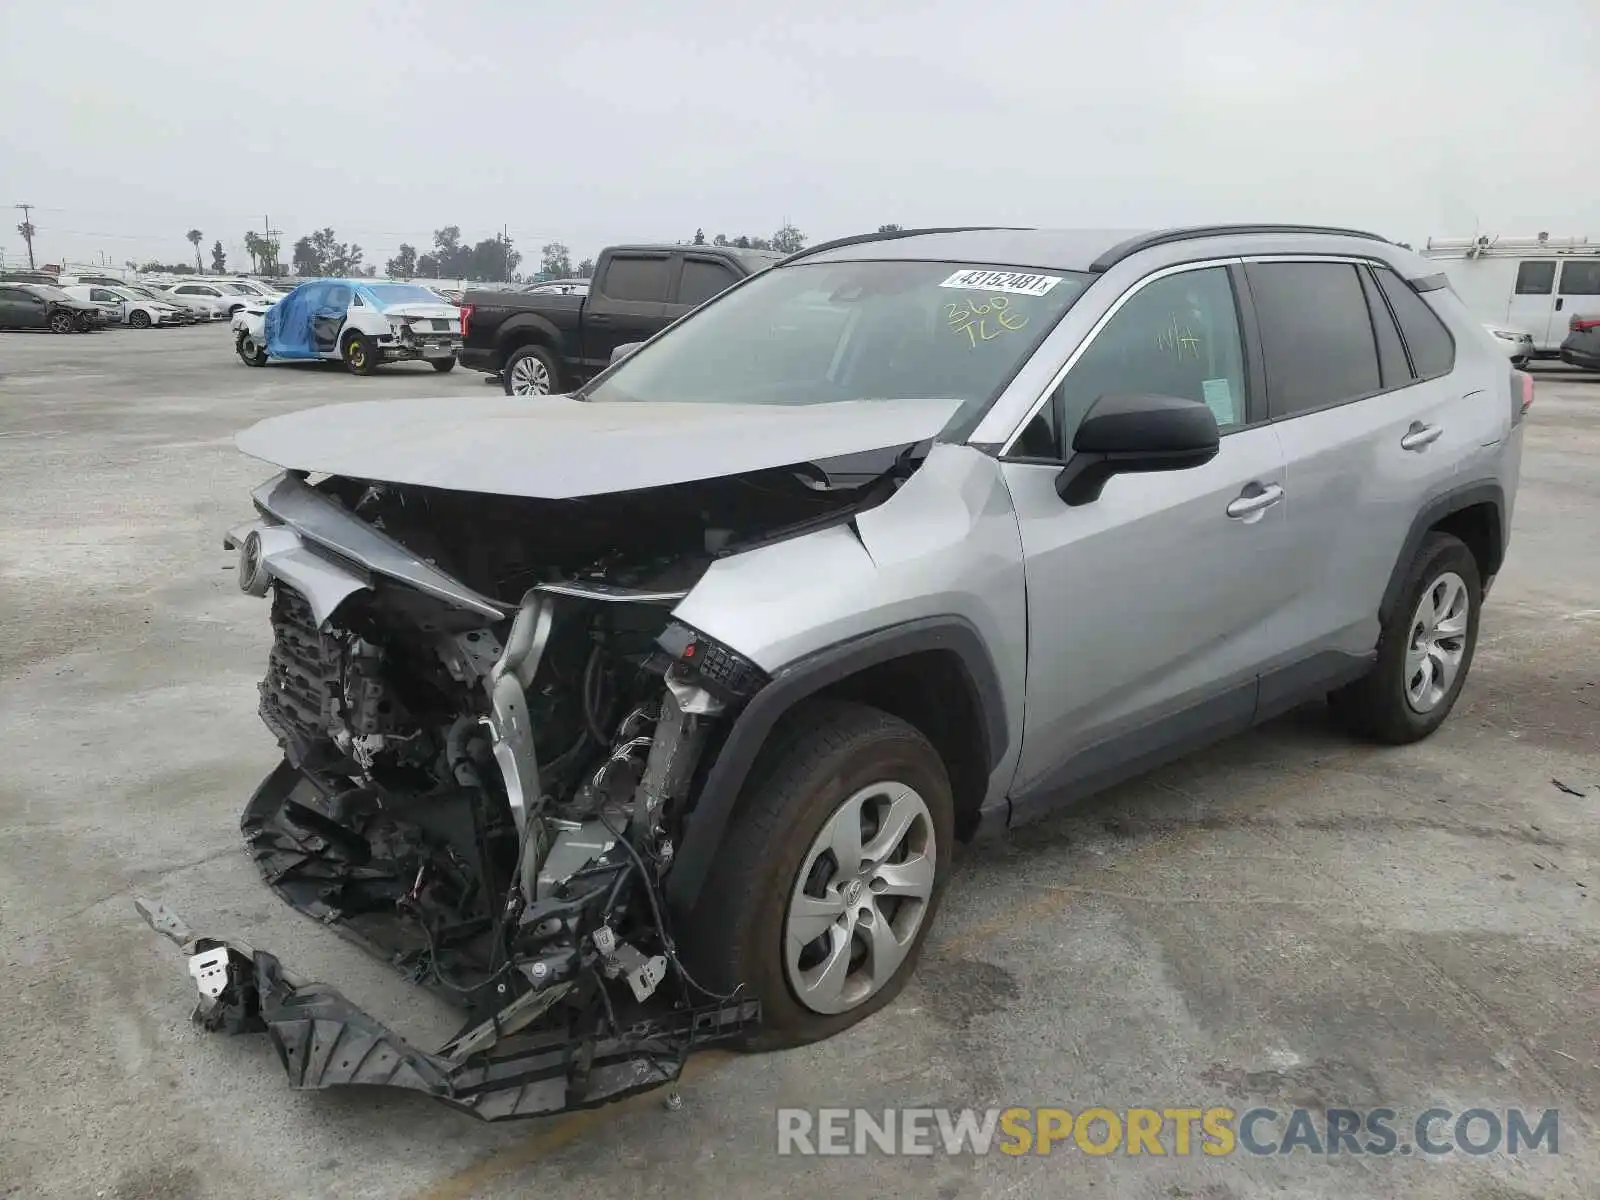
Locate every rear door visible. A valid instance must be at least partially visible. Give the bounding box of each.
[1003,262,1294,815]
[668,255,743,322]
[0,286,32,327]
[1254,258,1470,679]
[1555,259,1600,341]
[583,252,672,369]
[1506,260,1559,349]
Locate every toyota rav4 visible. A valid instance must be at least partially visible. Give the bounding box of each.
[140,225,1528,1121]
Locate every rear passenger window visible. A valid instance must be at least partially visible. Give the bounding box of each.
[1246,262,1380,416]
[600,256,671,302]
[1373,266,1455,380]
[1514,262,1556,295]
[677,259,739,306]
[1357,267,1411,387]
[1557,261,1600,295]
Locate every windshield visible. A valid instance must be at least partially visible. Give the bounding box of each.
[214,283,250,294]
[22,284,72,302]
[582,259,1089,423]
[364,283,448,306]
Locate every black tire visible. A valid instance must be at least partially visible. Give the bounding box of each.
[342,332,378,375]
[501,344,560,396]
[236,331,268,367]
[430,356,457,373]
[48,310,76,334]
[129,309,151,330]
[1329,532,1482,744]
[683,701,954,1050]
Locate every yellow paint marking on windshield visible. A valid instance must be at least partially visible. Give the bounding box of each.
[946,294,1029,349]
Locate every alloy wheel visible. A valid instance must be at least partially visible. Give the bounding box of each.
[1405,570,1469,713]
[510,355,550,395]
[784,781,936,1015]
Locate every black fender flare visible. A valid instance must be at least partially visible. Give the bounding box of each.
[663,616,1009,919]
[495,313,567,363]
[1378,480,1506,623]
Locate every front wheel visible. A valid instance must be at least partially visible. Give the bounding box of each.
[342,333,378,375]
[430,356,457,373]
[236,332,268,367]
[502,345,560,396]
[49,311,76,334]
[1329,532,1482,743]
[683,701,954,1049]
[129,309,151,329]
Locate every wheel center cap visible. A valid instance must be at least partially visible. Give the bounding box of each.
[842,878,864,906]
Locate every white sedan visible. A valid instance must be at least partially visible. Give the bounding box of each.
[61,285,187,328]
[232,279,462,374]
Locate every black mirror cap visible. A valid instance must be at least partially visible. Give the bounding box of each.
[1055,392,1221,506]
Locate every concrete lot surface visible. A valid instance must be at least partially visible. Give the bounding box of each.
[1,326,1596,1199]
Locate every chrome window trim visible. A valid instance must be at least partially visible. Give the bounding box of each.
[993,256,1240,458]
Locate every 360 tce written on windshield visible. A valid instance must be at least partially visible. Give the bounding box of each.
[587,260,1088,415]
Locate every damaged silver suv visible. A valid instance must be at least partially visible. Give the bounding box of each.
[141,225,1528,1120]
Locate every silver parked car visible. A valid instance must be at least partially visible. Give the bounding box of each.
[141,224,1527,1121]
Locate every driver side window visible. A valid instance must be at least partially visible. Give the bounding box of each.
[1013,266,1247,458]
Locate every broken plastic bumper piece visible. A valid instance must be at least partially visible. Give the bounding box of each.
[134,899,759,1122]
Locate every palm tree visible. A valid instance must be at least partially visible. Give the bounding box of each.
[186,228,203,273]
[244,230,260,274]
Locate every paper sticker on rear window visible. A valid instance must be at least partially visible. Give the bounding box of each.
[939,269,1062,297]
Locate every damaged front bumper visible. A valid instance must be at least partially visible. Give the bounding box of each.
[136,899,758,1121]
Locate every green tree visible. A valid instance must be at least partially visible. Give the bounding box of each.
[540,241,573,278]
[692,228,706,245]
[770,222,806,253]
[292,236,322,276]
[210,240,227,273]
[186,228,203,272]
[575,257,595,278]
[386,243,418,278]
[303,227,362,275]
[712,233,729,246]
[243,231,261,273]
[465,235,521,282]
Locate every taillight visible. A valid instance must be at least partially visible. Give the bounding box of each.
[1511,368,1534,425]
[1570,314,1600,333]
[459,303,472,339]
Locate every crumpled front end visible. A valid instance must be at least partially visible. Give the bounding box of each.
[139,459,907,1119]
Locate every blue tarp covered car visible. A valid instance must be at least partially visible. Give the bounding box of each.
[233,279,463,375]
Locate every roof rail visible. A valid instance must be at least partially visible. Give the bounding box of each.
[779,226,1034,265]
[1089,225,1389,273]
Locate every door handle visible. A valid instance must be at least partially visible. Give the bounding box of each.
[1556,298,1565,311]
[1226,482,1284,519]
[1400,422,1443,451]
[589,313,612,323]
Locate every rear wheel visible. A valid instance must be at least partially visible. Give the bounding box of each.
[503,345,560,396]
[236,331,268,367]
[129,309,151,329]
[683,701,954,1049]
[342,332,378,375]
[430,356,457,373]
[1329,532,1481,744]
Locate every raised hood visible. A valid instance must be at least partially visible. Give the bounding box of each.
[235,395,963,499]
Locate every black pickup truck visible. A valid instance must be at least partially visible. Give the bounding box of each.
[460,243,783,395]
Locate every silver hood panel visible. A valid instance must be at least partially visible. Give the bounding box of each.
[235,395,963,499]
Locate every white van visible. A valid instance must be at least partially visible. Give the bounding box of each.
[1421,235,1600,355]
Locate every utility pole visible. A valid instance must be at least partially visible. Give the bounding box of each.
[15,203,37,269]
[502,223,509,281]
[263,214,282,274]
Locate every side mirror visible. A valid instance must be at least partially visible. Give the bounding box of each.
[1055,393,1220,506]
[609,341,642,366]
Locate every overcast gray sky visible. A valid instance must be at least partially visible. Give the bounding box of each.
[2,0,1596,273]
